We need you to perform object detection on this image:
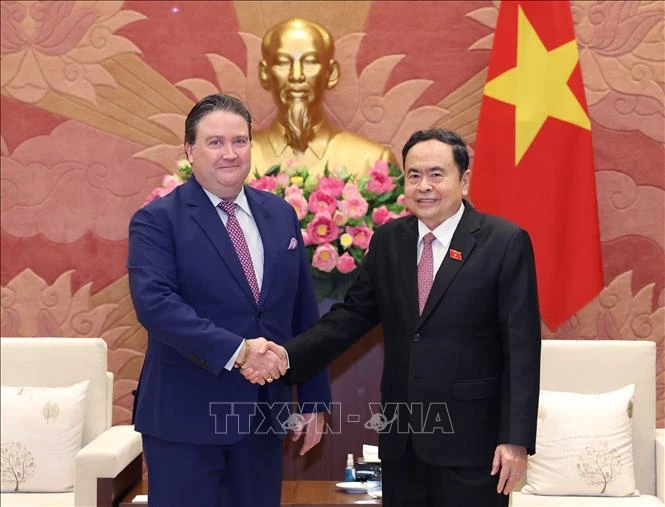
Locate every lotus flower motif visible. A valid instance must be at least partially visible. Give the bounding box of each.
[0,1,144,104]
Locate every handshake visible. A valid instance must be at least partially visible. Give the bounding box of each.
[234,337,288,385]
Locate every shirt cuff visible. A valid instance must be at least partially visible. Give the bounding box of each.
[284,348,290,370]
[224,341,245,371]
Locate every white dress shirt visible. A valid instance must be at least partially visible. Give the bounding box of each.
[416,202,465,280]
[202,187,264,370]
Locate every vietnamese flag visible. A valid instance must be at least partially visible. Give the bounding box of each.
[470,1,603,330]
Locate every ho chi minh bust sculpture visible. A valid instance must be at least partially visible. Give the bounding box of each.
[251,18,398,177]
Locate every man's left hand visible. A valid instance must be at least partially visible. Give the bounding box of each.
[491,444,527,494]
[291,412,324,456]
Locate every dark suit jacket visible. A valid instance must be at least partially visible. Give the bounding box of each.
[127,176,331,445]
[285,201,541,467]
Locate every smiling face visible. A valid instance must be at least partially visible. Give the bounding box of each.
[403,139,470,230]
[185,110,251,200]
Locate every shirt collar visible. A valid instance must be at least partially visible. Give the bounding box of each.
[266,118,335,160]
[417,201,465,246]
[202,186,252,217]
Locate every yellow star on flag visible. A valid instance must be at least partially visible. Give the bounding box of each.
[483,5,590,165]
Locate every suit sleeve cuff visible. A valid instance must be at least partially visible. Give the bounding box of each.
[224,342,245,371]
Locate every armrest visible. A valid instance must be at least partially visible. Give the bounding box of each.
[656,428,664,504]
[74,425,142,507]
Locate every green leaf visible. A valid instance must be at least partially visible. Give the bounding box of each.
[178,164,192,180]
[375,192,393,204]
[312,271,360,302]
[265,164,281,176]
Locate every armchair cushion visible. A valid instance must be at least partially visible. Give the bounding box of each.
[74,425,142,507]
[522,384,638,497]
[1,380,89,493]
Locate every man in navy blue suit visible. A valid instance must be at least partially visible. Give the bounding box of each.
[127,93,331,507]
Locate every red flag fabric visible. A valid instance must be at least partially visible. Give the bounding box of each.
[470,0,603,330]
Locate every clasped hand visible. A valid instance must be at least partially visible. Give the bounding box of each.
[235,337,287,385]
[235,338,324,455]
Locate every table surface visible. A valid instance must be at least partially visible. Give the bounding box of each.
[119,480,381,506]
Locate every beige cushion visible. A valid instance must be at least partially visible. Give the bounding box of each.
[1,381,89,492]
[512,492,664,506]
[522,385,637,496]
[0,492,75,506]
[0,339,109,447]
[537,340,656,496]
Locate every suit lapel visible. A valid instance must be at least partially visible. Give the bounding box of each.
[185,178,258,307]
[245,186,277,307]
[398,217,420,329]
[419,202,481,325]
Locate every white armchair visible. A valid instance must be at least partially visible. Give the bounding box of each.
[0,338,142,507]
[512,339,664,506]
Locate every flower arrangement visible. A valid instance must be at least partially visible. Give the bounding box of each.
[142,159,190,205]
[143,159,408,300]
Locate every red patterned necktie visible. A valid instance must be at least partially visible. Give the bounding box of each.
[418,232,436,315]
[218,201,260,303]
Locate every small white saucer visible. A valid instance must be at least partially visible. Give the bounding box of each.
[335,481,380,494]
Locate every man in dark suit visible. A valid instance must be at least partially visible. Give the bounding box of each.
[248,129,541,506]
[127,93,331,507]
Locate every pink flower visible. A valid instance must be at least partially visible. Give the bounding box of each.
[143,176,183,205]
[312,244,339,272]
[371,160,389,172]
[332,210,348,226]
[397,194,407,206]
[338,195,368,219]
[336,252,357,274]
[250,176,277,192]
[307,213,341,244]
[318,177,345,197]
[285,193,309,220]
[342,183,362,200]
[366,169,396,194]
[308,189,337,215]
[372,205,392,226]
[143,188,162,205]
[276,172,290,189]
[347,225,373,250]
[301,229,311,246]
[285,185,304,197]
[162,174,183,191]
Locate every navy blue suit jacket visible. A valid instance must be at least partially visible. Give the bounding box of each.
[127,176,331,444]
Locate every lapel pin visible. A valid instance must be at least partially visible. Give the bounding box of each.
[449,249,462,261]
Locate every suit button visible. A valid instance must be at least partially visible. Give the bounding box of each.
[412,333,421,343]
[257,311,263,319]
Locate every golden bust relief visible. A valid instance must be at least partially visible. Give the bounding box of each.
[251,18,398,176]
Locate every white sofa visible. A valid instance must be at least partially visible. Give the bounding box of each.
[512,339,664,506]
[1,338,143,507]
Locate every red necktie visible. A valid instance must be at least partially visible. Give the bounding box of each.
[218,201,260,303]
[418,233,436,315]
